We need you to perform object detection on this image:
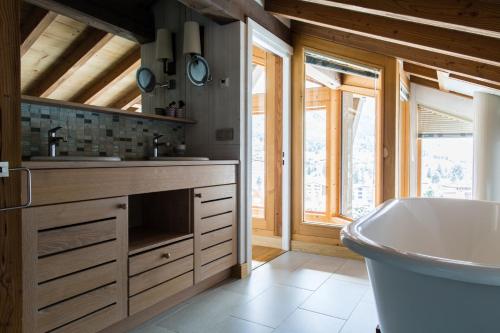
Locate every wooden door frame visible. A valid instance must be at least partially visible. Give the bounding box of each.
[0,0,23,331]
[245,19,292,273]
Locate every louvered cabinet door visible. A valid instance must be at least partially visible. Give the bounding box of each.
[22,197,128,333]
[193,184,237,283]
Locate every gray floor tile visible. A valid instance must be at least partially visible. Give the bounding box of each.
[340,301,379,333]
[273,308,345,333]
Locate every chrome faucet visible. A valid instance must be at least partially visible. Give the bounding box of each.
[48,126,66,157]
[153,135,169,158]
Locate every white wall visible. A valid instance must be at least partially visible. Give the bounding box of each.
[408,84,474,196]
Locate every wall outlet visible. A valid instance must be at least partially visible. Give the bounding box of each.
[216,128,234,141]
[0,161,9,178]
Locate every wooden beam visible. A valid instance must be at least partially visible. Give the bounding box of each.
[178,0,291,44]
[449,73,500,91]
[402,62,437,81]
[315,0,500,38]
[20,6,57,57]
[25,0,154,43]
[72,46,141,104]
[266,0,500,66]
[108,85,141,110]
[0,0,23,331]
[25,27,113,98]
[292,21,500,85]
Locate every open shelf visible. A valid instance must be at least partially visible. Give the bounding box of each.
[128,189,193,255]
[22,95,197,124]
[129,227,193,255]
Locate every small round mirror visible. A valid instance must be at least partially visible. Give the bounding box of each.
[136,67,156,93]
[187,55,211,86]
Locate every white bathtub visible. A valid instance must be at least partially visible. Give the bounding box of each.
[341,198,500,333]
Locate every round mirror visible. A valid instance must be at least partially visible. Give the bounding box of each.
[187,55,211,86]
[136,67,156,93]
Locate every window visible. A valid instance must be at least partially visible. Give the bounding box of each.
[302,52,381,222]
[420,137,473,199]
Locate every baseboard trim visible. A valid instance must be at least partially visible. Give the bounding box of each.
[291,240,363,260]
[252,234,282,249]
[101,269,232,333]
[231,262,249,279]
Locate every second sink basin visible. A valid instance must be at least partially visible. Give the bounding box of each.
[150,156,209,161]
[30,156,122,162]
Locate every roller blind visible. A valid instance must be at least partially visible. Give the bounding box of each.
[418,104,473,138]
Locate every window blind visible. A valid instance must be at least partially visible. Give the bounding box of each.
[417,104,473,138]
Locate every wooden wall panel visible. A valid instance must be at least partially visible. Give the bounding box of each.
[0,0,22,331]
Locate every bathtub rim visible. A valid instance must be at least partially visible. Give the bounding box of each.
[341,198,500,287]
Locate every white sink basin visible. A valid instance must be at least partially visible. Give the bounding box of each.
[30,156,122,162]
[150,156,209,161]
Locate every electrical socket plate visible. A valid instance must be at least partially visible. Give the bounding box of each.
[0,161,9,178]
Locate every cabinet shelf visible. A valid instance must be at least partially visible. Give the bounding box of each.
[129,227,193,255]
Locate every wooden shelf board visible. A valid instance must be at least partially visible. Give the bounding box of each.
[21,95,197,124]
[129,227,193,255]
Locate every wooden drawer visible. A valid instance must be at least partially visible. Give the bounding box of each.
[129,255,193,296]
[38,283,118,333]
[129,239,194,276]
[129,271,193,316]
[22,197,128,333]
[200,254,237,281]
[201,226,233,250]
[200,212,234,234]
[201,241,233,266]
[194,184,237,283]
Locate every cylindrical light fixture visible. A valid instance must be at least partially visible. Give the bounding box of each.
[156,28,173,73]
[183,21,201,55]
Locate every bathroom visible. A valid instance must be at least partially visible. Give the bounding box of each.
[0,0,499,332]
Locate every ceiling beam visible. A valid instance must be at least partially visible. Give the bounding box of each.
[402,62,437,81]
[72,46,141,104]
[449,73,500,91]
[25,0,154,43]
[314,0,500,38]
[266,0,500,66]
[109,85,141,110]
[20,6,57,57]
[25,27,113,98]
[178,0,291,44]
[292,21,500,85]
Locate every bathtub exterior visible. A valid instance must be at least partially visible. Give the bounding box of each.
[341,198,500,333]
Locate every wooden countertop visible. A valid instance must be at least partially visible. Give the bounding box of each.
[22,160,239,169]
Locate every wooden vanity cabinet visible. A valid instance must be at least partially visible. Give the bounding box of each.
[22,197,128,333]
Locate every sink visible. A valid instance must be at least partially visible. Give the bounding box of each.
[30,156,122,162]
[150,156,209,161]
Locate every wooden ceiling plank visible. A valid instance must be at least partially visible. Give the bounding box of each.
[402,62,437,81]
[266,0,500,66]
[72,46,141,104]
[24,0,154,43]
[20,7,57,57]
[292,21,500,85]
[178,0,291,44]
[109,85,141,110]
[25,27,113,98]
[315,0,500,37]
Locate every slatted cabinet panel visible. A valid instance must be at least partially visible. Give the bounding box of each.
[22,197,128,333]
[194,184,238,283]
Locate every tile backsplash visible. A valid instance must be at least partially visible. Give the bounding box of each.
[21,102,185,160]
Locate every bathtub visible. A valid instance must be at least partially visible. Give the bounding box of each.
[341,198,500,333]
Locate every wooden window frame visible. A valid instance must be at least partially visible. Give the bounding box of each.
[292,34,397,240]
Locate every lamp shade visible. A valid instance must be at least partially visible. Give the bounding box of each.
[156,28,173,60]
[183,21,201,55]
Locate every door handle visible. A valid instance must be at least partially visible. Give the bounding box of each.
[0,164,32,212]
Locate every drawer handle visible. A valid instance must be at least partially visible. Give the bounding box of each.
[117,203,128,210]
[162,253,171,259]
[194,193,202,198]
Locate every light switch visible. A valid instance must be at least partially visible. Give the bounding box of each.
[216,128,234,141]
[0,161,9,178]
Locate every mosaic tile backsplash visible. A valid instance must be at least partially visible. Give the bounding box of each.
[21,103,185,160]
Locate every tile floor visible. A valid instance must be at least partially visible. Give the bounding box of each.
[131,251,379,333]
